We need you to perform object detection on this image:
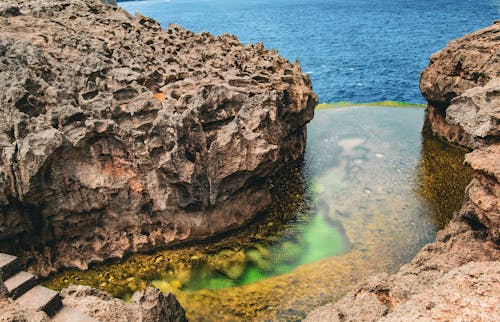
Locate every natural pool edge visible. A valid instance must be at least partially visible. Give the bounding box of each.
[43,105,473,321]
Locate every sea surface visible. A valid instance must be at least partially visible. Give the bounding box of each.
[119,0,499,104]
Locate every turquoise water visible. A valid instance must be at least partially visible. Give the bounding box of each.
[119,0,499,104]
[179,211,346,290]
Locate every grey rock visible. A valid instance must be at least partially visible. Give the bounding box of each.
[0,297,50,322]
[445,78,500,147]
[420,23,500,107]
[60,285,187,322]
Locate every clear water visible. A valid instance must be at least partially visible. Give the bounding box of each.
[119,0,499,103]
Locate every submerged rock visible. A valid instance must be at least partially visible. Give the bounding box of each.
[0,0,317,274]
[307,22,500,321]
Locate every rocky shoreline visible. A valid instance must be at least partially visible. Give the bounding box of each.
[0,0,316,275]
[0,1,498,321]
[306,22,499,321]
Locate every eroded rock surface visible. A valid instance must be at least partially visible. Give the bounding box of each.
[307,22,500,322]
[60,285,187,322]
[420,22,500,148]
[0,297,50,322]
[0,0,317,275]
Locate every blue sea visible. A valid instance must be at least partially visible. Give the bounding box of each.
[119,0,499,104]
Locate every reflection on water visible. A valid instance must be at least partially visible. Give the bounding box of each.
[44,106,471,321]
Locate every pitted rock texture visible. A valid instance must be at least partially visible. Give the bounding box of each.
[307,23,500,322]
[60,285,187,322]
[0,297,50,322]
[464,144,500,244]
[420,22,500,148]
[0,0,317,274]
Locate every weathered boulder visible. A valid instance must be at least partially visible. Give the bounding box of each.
[60,285,187,322]
[0,0,317,274]
[307,22,500,321]
[419,22,500,148]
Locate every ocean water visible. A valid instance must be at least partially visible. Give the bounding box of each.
[119,0,499,104]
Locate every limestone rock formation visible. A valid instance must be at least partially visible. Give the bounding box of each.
[60,285,187,322]
[0,0,317,275]
[420,22,500,148]
[307,22,499,322]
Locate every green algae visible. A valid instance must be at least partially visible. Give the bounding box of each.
[43,105,471,321]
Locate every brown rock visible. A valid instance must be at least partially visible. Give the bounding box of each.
[463,144,500,243]
[0,0,317,274]
[419,23,500,148]
[380,262,500,322]
[60,285,187,322]
[420,23,500,107]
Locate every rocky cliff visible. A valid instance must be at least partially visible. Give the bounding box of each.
[419,22,499,148]
[306,22,499,321]
[0,0,317,275]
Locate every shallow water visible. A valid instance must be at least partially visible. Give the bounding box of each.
[45,105,472,320]
[119,0,499,104]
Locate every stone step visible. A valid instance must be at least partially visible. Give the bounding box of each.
[53,306,99,322]
[0,253,21,280]
[4,271,37,299]
[15,285,62,317]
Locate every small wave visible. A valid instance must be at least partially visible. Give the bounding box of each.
[316,101,426,110]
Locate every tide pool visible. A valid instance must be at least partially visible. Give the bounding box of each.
[45,105,472,320]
